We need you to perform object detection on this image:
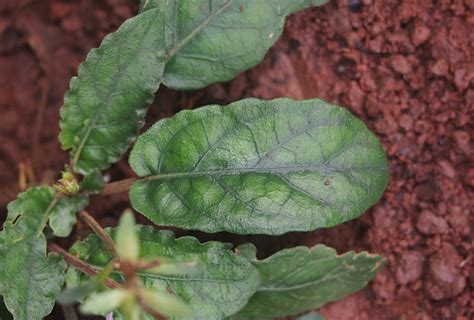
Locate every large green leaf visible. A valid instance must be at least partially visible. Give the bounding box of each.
[235,245,385,318]
[129,98,389,235]
[59,8,166,174]
[0,187,67,320]
[68,226,261,319]
[140,0,328,89]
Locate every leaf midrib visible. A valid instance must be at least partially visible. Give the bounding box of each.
[138,163,388,181]
[71,15,156,170]
[164,0,233,61]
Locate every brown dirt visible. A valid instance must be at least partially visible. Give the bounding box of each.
[0,0,472,319]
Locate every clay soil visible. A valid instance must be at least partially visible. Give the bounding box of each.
[0,0,472,319]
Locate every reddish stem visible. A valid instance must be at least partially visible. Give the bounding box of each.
[78,211,117,255]
[48,243,120,289]
[101,177,137,196]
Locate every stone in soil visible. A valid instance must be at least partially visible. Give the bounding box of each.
[395,251,424,285]
[424,244,466,301]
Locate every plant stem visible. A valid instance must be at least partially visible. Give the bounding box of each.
[48,243,120,289]
[78,211,117,255]
[101,177,137,196]
[61,304,78,320]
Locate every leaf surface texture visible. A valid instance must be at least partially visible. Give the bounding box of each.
[60,1,329,173]
[68,226,261,319]
[59,9,166,174]
[236,245,384,318]
[0,187,66,320]
[140,0,329,89]
[130,98,389,234]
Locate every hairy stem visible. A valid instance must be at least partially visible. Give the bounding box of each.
[101,177,137,196]
[78,211,117,255]
[48,243,120,289]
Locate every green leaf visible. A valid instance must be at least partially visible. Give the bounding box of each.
[129,98,389,235]
[140,289,192,317]
[60,1,330,174]
[140,0,329,90]
[0,187,67,320]
[49,194,89,237]
[80,289,132,315]
[69,226,261,319]
[236,245,385,318]
[79,169,104,194]
[115,210,140,263]
[57,255,117,304]
[59,8,166,174]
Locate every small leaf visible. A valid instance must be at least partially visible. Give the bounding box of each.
[139,0,329,90]
[79,169,105,194]
[129,98,389,235]
[56,282,98,305]
[80,289,132,315]
[115,210,140,263]
[49,194,89,237]
[69,227,261,320]
[0,187,67,320]
[120,298,142,320]
[235,243,257,261]
[236,245,385,318]
[140,289,191,317]
[59,8,166,174]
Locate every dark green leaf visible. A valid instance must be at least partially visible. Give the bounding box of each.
[129,98,389,235]
[79,169,105,194]
[68,226,260,320]
[59,8,166,174]
[236,245,385,318]
[0,187,67,320]
[140,0,329,89]
[60,1,330,173]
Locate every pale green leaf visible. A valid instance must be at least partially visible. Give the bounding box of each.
[140,289,192,317]
[80,289,131,315]
[236,245,385,318]
[139,0,329,89]
[0,187,67,320]
[59,8,166,174]
[68,226,261,320]
[129,98,389,235]
[115,210,140,262]
[49,194,88,237]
